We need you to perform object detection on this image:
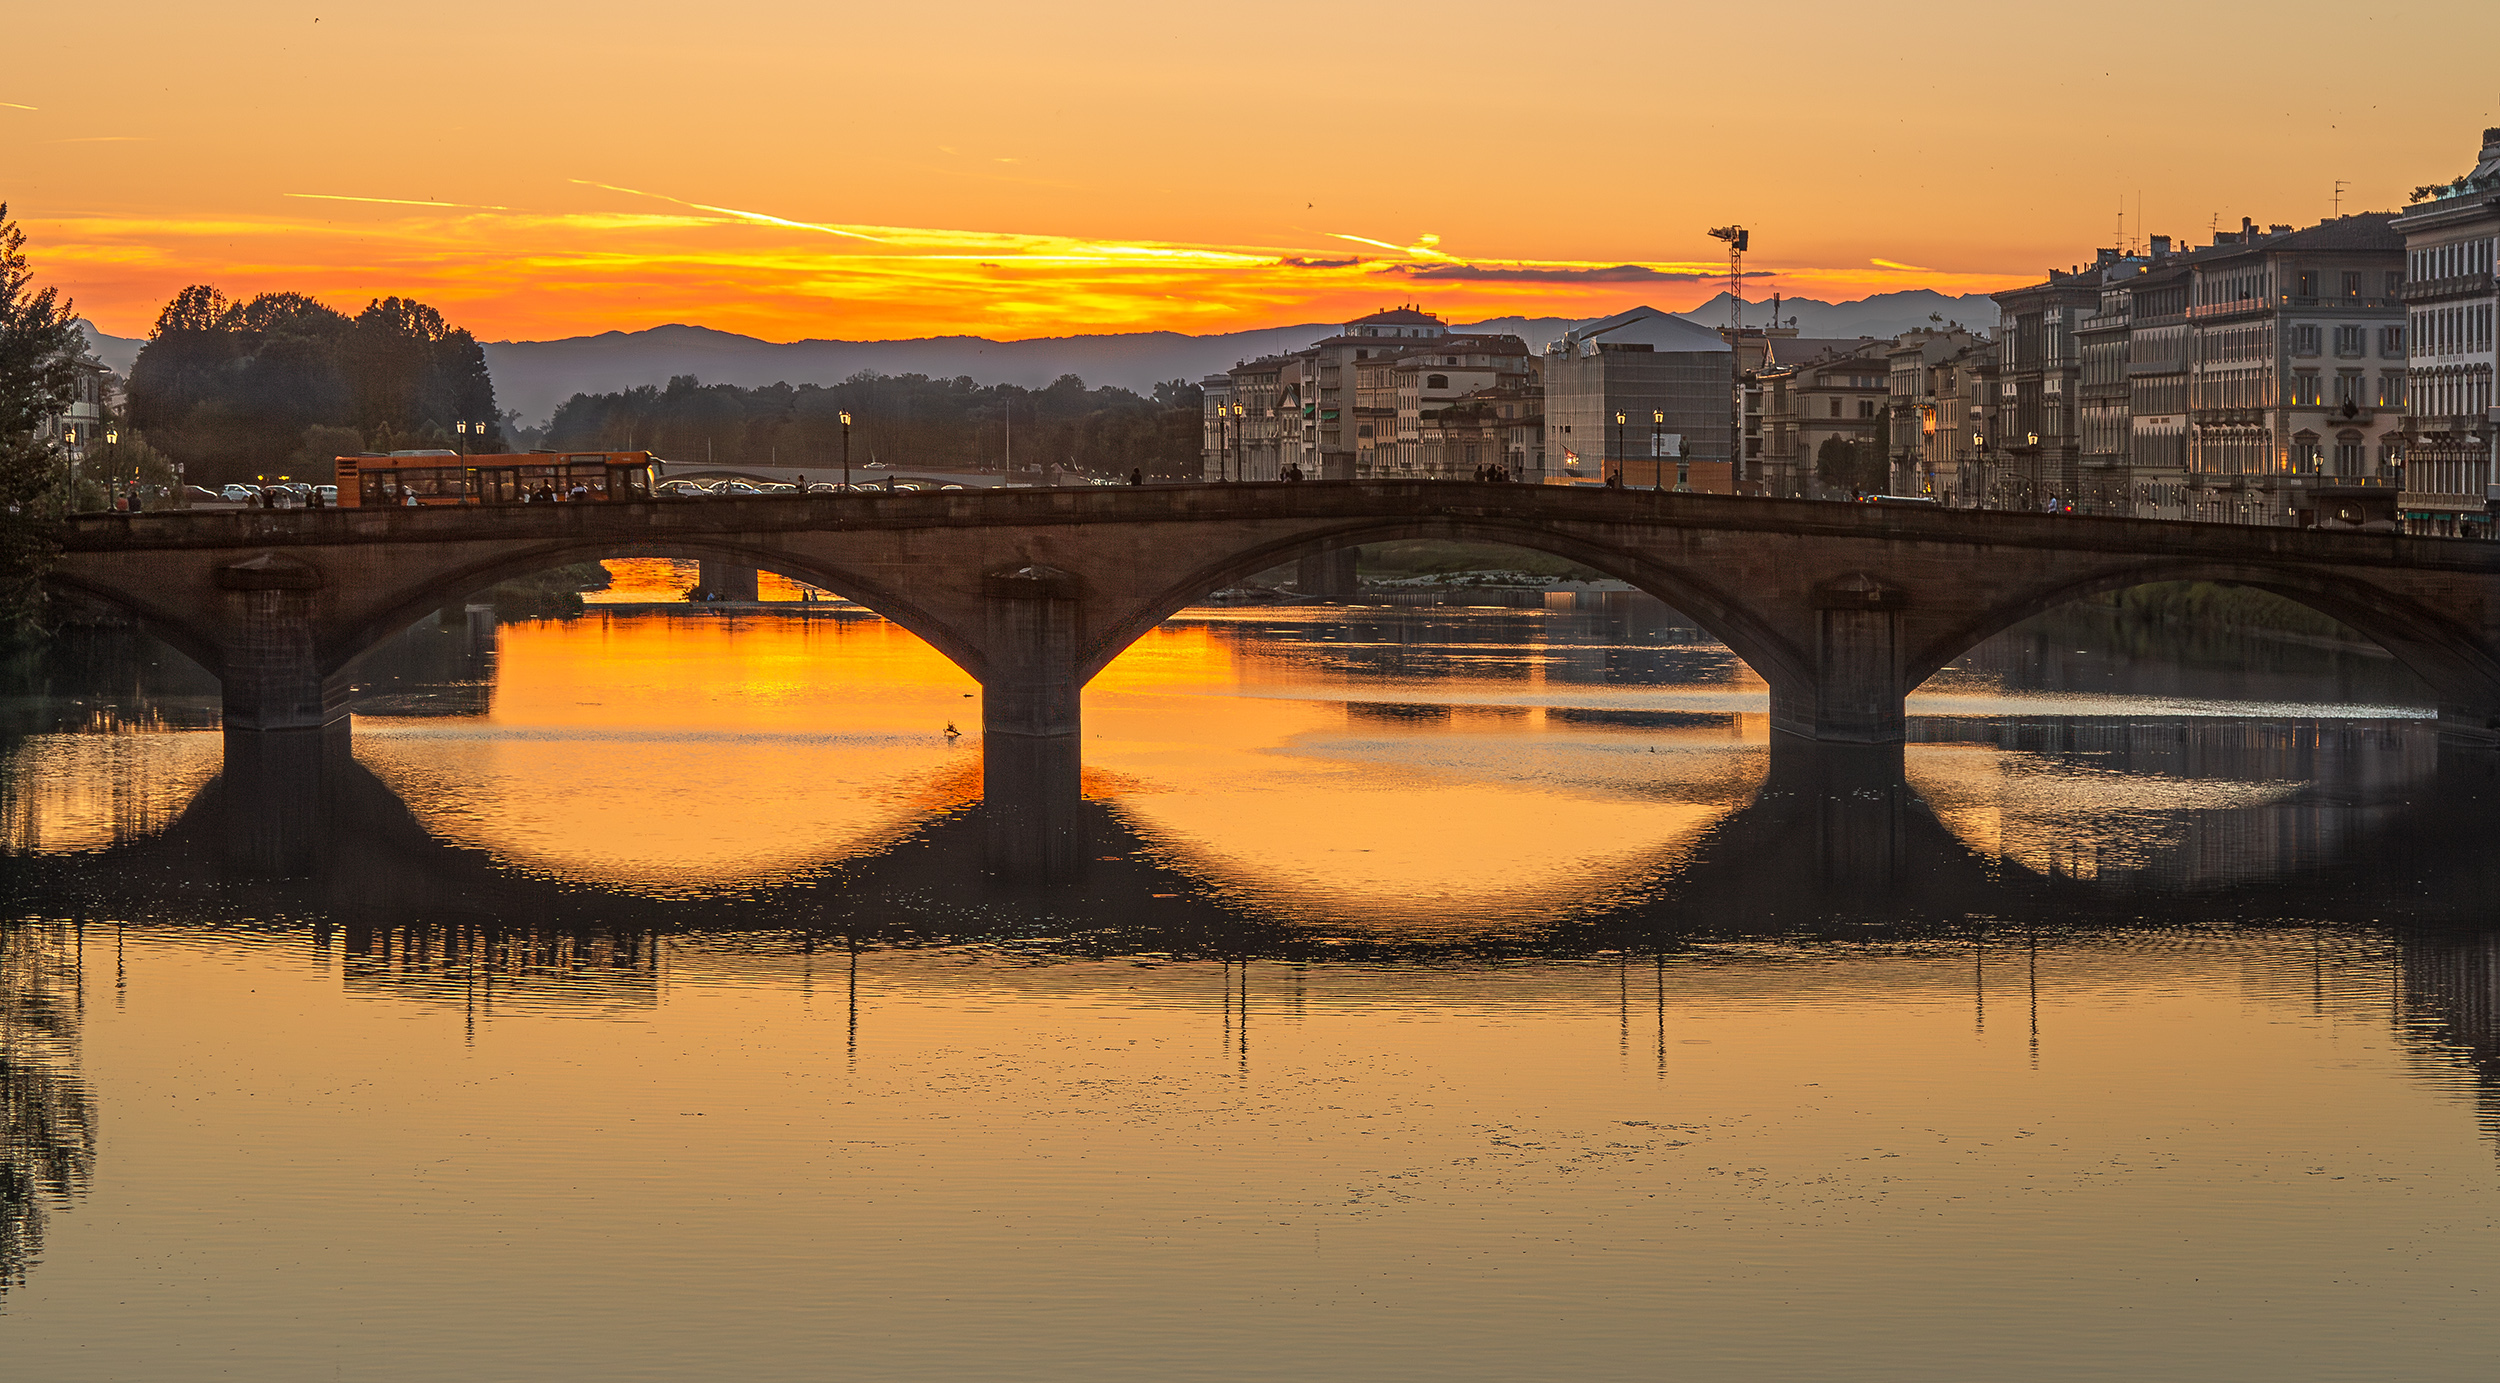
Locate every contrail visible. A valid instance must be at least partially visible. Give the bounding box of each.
[286,193,511,210]
[571,179,885,242]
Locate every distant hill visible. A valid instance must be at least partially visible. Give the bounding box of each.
[1679,290,2001,339]
[65,292,1997,425]
[482,323,1347,426]
[77,321,142,377]
[480,293,2004,425]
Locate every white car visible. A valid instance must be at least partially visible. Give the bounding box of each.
[220,484,260,503]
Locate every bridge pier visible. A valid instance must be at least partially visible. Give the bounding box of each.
[696,560,759,602]
[216,555,349,732]
[213,723,352,876]
[1295,547,1361,599]
[1772,574,1909,745]
[980,565,1086,877]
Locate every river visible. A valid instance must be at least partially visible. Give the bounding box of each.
[3,566,2495,1380]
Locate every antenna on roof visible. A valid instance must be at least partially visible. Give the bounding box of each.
[2332,179,2350,217]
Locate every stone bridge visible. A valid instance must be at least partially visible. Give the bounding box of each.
[47,482,2500,862]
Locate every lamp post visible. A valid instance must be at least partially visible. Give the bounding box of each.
[1613,410,1626,487]
[840,410,852,491]
[456,420,469,458]
[1232,402,1245,482]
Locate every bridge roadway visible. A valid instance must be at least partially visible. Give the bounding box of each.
[48,481,2500,864]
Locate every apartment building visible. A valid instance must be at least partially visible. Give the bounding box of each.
[1754,339,1891,497]
[2181,214,2405,526]
[1883,327,1988,497]
[1368,335,1534,477]
[1989,271,2101,508]
[2123,247,2194,519]
[1207,306,1452,481]
[2393,127,2500,533]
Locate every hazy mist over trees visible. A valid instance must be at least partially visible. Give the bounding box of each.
[126,288,500,485]
[542,372,1203,478]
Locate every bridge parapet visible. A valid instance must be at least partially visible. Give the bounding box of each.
[45,482,2500,770]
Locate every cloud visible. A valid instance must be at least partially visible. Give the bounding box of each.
[1278,256,1362,269]
[1870,257,1933,272]
[0,101,35,111]
[1386,263,1772,283]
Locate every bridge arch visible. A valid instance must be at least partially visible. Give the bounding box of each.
[1903,558,2500,712]
[42,568,228,681]
[320,539,989,684]
[1073,514,1811,696]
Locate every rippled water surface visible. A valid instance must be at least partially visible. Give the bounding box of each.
[5,579,2498,1380]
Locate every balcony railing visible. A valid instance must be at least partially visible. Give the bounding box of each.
[2400,273,2497,303]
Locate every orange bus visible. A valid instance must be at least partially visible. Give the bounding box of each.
[336,450,661,507]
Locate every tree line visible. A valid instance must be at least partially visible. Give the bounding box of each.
[539,372,1204,479]
[126,286,501,487]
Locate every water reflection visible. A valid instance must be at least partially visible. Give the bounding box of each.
[13,601,2500,1374]
[0,919,94,1299]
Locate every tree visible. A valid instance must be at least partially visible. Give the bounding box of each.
[1815,433,1885,497]
[126,288,498,485]
[0,204,82,634]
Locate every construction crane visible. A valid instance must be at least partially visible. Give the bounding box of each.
[1708,225,1749,336]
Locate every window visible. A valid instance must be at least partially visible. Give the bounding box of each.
[2335,433,2364,471]
[2387,270,2405,296]
[2336,371,2364,407]
[2378,372,2405,407]
[2293,370,2322,406]
[2297,270,2319,297]
[2341,271,2362,298]
[1829,398,1842,417]
[1858,400,1877,418]
[2293,324,2322,356]
[1425,374,1448,390]
[2382,325,2406,357]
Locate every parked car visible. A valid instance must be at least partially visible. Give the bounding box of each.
[862,461,890,469]
[184,486,226,504]
[715,480,765,497]
[937,483,966,491]
[805,483,840,494]
[656,480,710,498]
[220,484,260,503]
[313,485,338,505]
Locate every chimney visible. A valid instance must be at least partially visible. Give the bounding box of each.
[2095,247,2122,267]
[2269,224,2292,236]
[2242,217,2257,237]
[2151,234,2172,257]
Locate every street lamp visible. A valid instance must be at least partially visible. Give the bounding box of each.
[456,420,469,457]
[840,410,852,491]
[1613,410,1626,487]
[1231,402,1245,483]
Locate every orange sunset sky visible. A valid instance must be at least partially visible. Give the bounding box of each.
[8,0,2497,344]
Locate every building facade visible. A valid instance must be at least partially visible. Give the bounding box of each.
[2394,128,2500,533]
[2181,214,2405,526]
[1541,308,1733,486]
[1990,272,2101,509]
